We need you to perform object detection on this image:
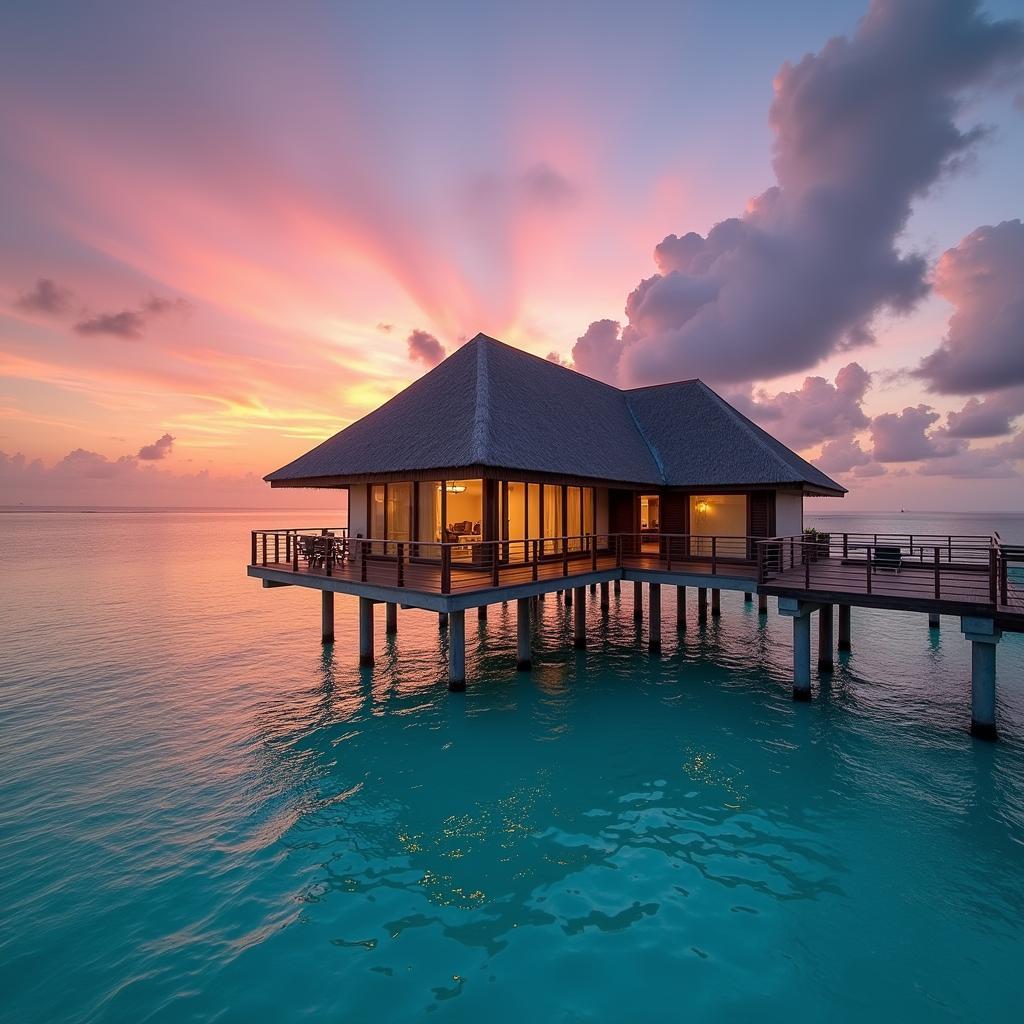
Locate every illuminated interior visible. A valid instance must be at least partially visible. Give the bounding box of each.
[689,494,747,557]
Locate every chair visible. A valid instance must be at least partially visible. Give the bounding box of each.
[872,546,902,573]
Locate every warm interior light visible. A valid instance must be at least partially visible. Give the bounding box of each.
[439,483,466,493]
[696,501,710,514]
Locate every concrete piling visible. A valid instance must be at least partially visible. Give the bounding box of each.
[633,581,643,622]
[676,585,686,628]
[838,604,851,651]
[385,601,397,635]
[358,596,373,666]
[516,597,532,671]
[818,604,834,671]
[649,583,661,654]
[448,610,466,691]
[322,591,335,645]
[792,613,811,701]
[698,587,708,622]
[711,589,721,617]
[573,586,587,649]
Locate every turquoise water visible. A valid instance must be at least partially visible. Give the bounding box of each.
[1,510,1023,1023]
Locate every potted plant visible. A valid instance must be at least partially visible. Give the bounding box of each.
[803,527,831,562]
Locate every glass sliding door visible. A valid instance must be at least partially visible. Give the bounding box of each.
[527,484,540,558]
[566,486,582,551]
[386,483,413,550]
[542,484,563,555]
[370,485,385,554]
[416,481,441,559]
[444,479,483,563]
[505,481,527,562]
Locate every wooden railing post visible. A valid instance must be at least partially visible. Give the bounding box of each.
[324,530,333,577]
[532,539,539,581]
[989,546,998,605]
[866,546,872,594]
[805,545,810,589]
[1000,549,1008,605]
[274,532,280,564]
[591,534,598,571]
[397,542,405,587]
[756,541,764,584]
[492,542,500,587]
[562,538,569,578]
[441,545,451,594]
[933,546,940,599]
[711,536,717,575]
[251,531,257,565]
[842,533,848,559]
[615,535,623,568]
[292,532,299,571]
[360,540,368,582]
[261,532,267,566]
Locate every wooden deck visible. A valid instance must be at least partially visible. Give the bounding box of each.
[249,530,1024,630]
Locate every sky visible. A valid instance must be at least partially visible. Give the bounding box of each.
[1,0,1023,510]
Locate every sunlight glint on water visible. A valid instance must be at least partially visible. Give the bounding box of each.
[0,510,1022,1023]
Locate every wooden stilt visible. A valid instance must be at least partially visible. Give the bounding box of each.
[818,604,834,671]
[711,589,721,617]
[448,610,466,691]
[676,585,686,628]
[516,598,532,671]
[633,581,643,621]
[385,602,397,635]
[573,586,586,649]
[358,596,373,666]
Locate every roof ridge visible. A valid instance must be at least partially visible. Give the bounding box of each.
[470,333,490,461]
[623,392,667,485]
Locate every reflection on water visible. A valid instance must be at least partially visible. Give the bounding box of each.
[0,510,1023,1023]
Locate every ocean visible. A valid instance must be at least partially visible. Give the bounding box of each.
[1,509,1022,1022]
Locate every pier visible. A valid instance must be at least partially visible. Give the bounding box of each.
[250,528,1024,739]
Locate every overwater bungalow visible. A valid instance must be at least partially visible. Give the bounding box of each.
[252,334,1022,738]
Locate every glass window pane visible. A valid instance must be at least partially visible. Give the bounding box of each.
[506,481,527,562]
[583,487,595,536]
[543,484,563,555]
[444,479,483,562]
[689,494,747,559]
[416,481,441,558]
[567,486,582,552]
[387,482,412,543]
[527,484,540,556]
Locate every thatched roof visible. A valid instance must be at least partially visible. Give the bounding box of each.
[266,333,845,495]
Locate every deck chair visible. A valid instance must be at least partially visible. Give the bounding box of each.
[872,545,902,574]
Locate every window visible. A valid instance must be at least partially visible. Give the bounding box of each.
[417,481,441,557]
[387,482,413,543]
[370,485,385,551]
[583,487,595,536]
[566,486,582,551]
[444,479,483,562]
[542,484,562,555]
[506,481,527,562]
[689,494,747,558]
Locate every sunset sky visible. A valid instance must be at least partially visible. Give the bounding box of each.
[1,0,1023,509]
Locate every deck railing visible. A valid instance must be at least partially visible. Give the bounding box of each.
[249,527,1017,607]
[756,533,1002,604]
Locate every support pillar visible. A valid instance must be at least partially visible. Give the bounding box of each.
[676,585,686,628]
[744,592,753,603]
[614,579,621,596]
[778,598,815,702]
[478,604,488,622]
[792,613,811,701]
[758,593,768,615]
[818,604,834,672]
[600,581,610,610]
[698,587,708,622]
[633,581,643,622]
[962,617,1001,740]
[438,611,448,630]
[928,611,940,629]
[711,589,721,617]
[321,591,335,644]
[565,588,572,606]
[649,583,661,654]
[448,610,466,691]
[838,604,851,651]
[516,597,532,671]
[590,583,597,595]
[385,602,397,635]
[358,596,373,666]
[573,586,586,649]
